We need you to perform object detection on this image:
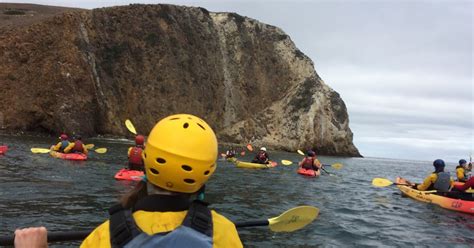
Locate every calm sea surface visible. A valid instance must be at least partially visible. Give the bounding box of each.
[0,134,473,247]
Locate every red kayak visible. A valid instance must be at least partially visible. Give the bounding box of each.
[0,145,7,155]
[50,150,87,161]
[297,168,317,177]
[114,168,144,181]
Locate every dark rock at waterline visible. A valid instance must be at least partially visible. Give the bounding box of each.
[0,3,361,157]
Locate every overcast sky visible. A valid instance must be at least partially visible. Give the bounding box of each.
[14,0,473,162]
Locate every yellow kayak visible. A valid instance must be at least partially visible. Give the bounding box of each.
[235,160,277,169]
[397,177,474,215]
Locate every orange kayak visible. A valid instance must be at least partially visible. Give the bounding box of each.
[0,145,7,155]
[114,168,144,181]
[396,177,474,215]
[297,168,317,177]
[49,150,87,161]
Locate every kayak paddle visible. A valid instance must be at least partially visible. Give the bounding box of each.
[281,160,343,170]
[85,144,95,149]
[297,150,305,156]
[125,119,137,135]
[371,178,411,187]
[0,206,319,245]
[31,147,107,154]
[31,148,52,154]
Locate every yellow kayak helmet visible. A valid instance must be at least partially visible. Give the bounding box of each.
[143,114,218,193]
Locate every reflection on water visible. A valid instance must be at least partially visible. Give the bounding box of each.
[0,135,473,247]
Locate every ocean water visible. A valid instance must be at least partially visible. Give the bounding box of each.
[0,134,472,247]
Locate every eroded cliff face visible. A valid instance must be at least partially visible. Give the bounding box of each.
[0,4,361,156]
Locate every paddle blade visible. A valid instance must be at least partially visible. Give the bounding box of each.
[268,206,319,232]
[246,144,253,151]
[125,119,137,135]
[372,178,394,187]
[297,150,305,156]
[85,144,95,149]
[281,160,293,166]
[331,163,343,170]
[31,148,51,154]
[94,148,107,154]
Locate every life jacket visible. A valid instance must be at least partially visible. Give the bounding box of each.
[129,147,144,165]
[72,140,84,153]
[301,157,315,170]
[434,172,451,193]
[257,151,267,161]
[59,141,69,152]
[109,200,212,248]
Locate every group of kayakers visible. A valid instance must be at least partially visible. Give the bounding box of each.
[406,158,473,193]
[51,133,88,155]
[14,114,244,247]
[7,114,473,247]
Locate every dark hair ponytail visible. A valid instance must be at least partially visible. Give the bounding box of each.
[120,181,148,209]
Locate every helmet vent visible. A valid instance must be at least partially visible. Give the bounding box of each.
[143,152,147,158]
[170,117,180,120]
[197,123,205,130]
[156,158,166,164]
[182,165,192,171]
[210,164,215,168]
[183,123,189,128]
[150,168,159,175]
[184,179,195,184]
[204,170,210,175]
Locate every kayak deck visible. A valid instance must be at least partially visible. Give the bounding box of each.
[114,168,144,181]
[235,160,277,169]
[297,168,317,177]
[396,177,474,215]
[50,150,87,161]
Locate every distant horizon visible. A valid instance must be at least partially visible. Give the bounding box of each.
[3,1,473,163]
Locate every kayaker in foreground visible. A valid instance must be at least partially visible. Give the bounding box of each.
[127,135,145,171]
[64,135,88,155]
[252,147,270,164]
[405,159,453,192]
[81,114,242,247]
[51,134,70,153]
[456,159,469,182]
[298,151,322,176]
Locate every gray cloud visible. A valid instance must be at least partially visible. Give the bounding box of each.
[16,0,474,161]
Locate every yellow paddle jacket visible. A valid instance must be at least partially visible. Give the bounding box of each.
[456,166,466,182]
[80,210,242,248]
[416,173,454,191]
[64,142,88,155]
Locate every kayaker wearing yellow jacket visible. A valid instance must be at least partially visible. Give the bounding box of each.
[406,159,454,192]
[51,134,70,153]
[456,159,468,182]
[64,136,88,155]
[81,114,243,248]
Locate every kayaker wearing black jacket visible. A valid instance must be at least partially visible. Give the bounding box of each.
[298,151,322,176]
[252,147,270,164]
[406,159,454,192]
